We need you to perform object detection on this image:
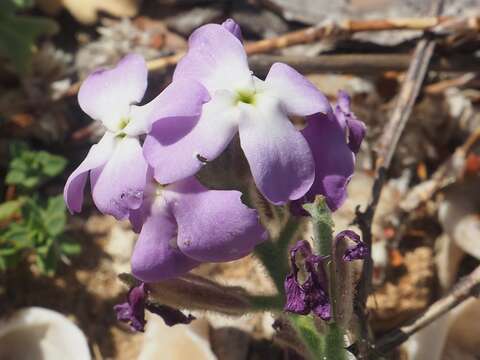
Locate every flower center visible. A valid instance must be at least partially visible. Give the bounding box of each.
[235,90,256,105]
[115,116,131,138]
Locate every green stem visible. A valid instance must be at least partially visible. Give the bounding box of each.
[248,294,284,311]
[302,196,334,256]
[288,314,325,359]
[325,324,348,360]
[255,241,287,295]
[255,216,302,296]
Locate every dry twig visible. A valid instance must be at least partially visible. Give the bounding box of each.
[250,54,480,75]
[373,264,480,355]
[353,0,445,357]
[62,14,480,98]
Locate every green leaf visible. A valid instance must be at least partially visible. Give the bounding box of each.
[37,151,67,177]
[0,199,23,221]
[5,169,25,185]
[43,195,66,237]
[0,10,58,73]
[60,241,81,256]
[7,142,67,190]
[12,0,35,9]
[9,141,29,158]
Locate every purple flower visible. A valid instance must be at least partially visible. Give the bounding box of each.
[142,19,331,205]
[114,283,195,332]
[284,240,331,320]
[64,54,209,219]
[337,230,368,261]
[129,175,265,282]
[292,91,366,212]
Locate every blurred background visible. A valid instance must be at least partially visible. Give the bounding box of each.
[1,0,480,359]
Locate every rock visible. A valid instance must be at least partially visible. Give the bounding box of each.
[165,6,225,36]
[0,307,90,360]
[139,316,216,360]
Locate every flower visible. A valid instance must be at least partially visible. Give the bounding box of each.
[284,240,331,320]
[129,175,265,282]
[64,54,209,219]
[337,230,368,261]
[142,19,331,205]
[114,283,195,332]
[292,91,366,212]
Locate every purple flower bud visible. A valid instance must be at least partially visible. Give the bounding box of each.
[335,90,366,155]
[336,230,368,261]
[291,91,366,213]
[222,18,243,41]
[284,240,331,321]
[114,283,147,332]
[114,283,195,332]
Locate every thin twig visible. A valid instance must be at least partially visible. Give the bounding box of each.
[373,264,480,355]
[249,54,480,75]
[60,14,480,99]
[353,0,445,357]
[400,128,480,213]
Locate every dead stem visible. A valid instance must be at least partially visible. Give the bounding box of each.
[353,0,445,357]
[373,264,480,355]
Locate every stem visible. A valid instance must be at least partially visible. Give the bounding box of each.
[248,294,284,311]
[354,1,445,355]
[255,241,287,295]
[255,216,302,295]
[374,264,480,355]
[325,324,348,360]
[288,314,325,359]
[303,196,334,256]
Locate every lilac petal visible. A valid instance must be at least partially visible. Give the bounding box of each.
[145,303,196,327]
[114,283,147,332]
[335,90,366,154]
[336,230,368,261]
[238,97,314,205]
[311,301,331,321]
[171,177,265,262]
[298,111,355,212]
[222,18,242,41]
[173,24,252,93]
[131,199,200,282]
[78,54,148,130]
[265,62,330,116]
[124,79,210,136]
[284,273,310,314]
[90,137,148,219]
[63,132,115,214]
[143,92,238,185]
[284,240,331,319]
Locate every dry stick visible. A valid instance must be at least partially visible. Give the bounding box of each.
[373,264,480,354]
[353,1,444,357]
[61,14,480,99]
[249,54,480,75]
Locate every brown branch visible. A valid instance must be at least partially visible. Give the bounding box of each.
[373,264,480,355]
[60,14,480,99]
[400,128,480,213]
[353,0,445,357]
[249,54,480,75]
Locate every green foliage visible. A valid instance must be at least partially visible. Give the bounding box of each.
[6,141,67,191]
[0,0,58,73]
[0,142,80,275]
[0,195,80,275]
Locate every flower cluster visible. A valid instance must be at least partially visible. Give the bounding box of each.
[114,283,195,332]
[284,232,368,319]
[64,19,366,322]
